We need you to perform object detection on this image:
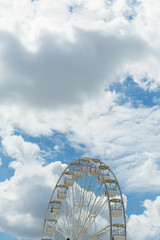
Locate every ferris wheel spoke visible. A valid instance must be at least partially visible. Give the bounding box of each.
[66,196,73,237]
[75,173,87,239]
[82,198,108,239]
[86,175,93,193]
[85,225,110,240]
[61,200,72,238]
[82,176,97,229]
[82,204,106,239]
[73,171,84,238]
[76,182,103,239]
[87,177,98,213]
[93,194,106,214]
[88,176,97,204]
[68,186,76,238]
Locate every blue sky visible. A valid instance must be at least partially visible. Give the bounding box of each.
[0,0,160,240]
[109,77,160,108]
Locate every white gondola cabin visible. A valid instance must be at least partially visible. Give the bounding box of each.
[43,238,52,240]
[105,179,117,197]
[81,165,90,173]
[46,227,55,233]
[73,170,82,178]
[110,199,123,217]
[46,219,56,233]
[97,174,110,182]
[57,187,67,199]
[112,224,125,240]
[50,200,61,215]
[108,189,117,197]
[57,192,67,199]
[64,178,74,186]
[90,167,97,175]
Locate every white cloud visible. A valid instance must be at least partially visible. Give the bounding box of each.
[124,157,160,191]
[42,92,160,193]
[127,196,160,240]
[0,90,160,193]
[0,134,67,238]
[2,135,42,164]
[0,29,154,110]
[0,0,160,111]
[0,105,52,137]
[54,144,60,152]
[0,157,2,166]
[74,104,160,192]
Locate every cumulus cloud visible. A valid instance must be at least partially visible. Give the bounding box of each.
[0,135,67,238]
[2,135,42,164]
[46,92,160,192]
[127,196,160,240]
[0,29,154,109]
[0,0,160,111]
[0,90,160,193]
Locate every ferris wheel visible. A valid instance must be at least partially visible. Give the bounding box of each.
[41,157,126,240]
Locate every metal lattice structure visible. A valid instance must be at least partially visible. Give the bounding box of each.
[41,157,126,240]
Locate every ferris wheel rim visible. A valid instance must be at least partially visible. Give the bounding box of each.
[41,157,126,240]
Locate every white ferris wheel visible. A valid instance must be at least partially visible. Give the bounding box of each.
[41,157,126,240]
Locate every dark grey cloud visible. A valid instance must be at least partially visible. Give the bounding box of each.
[0,29,150,109]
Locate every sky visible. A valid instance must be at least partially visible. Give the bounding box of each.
[0,0,160,240]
